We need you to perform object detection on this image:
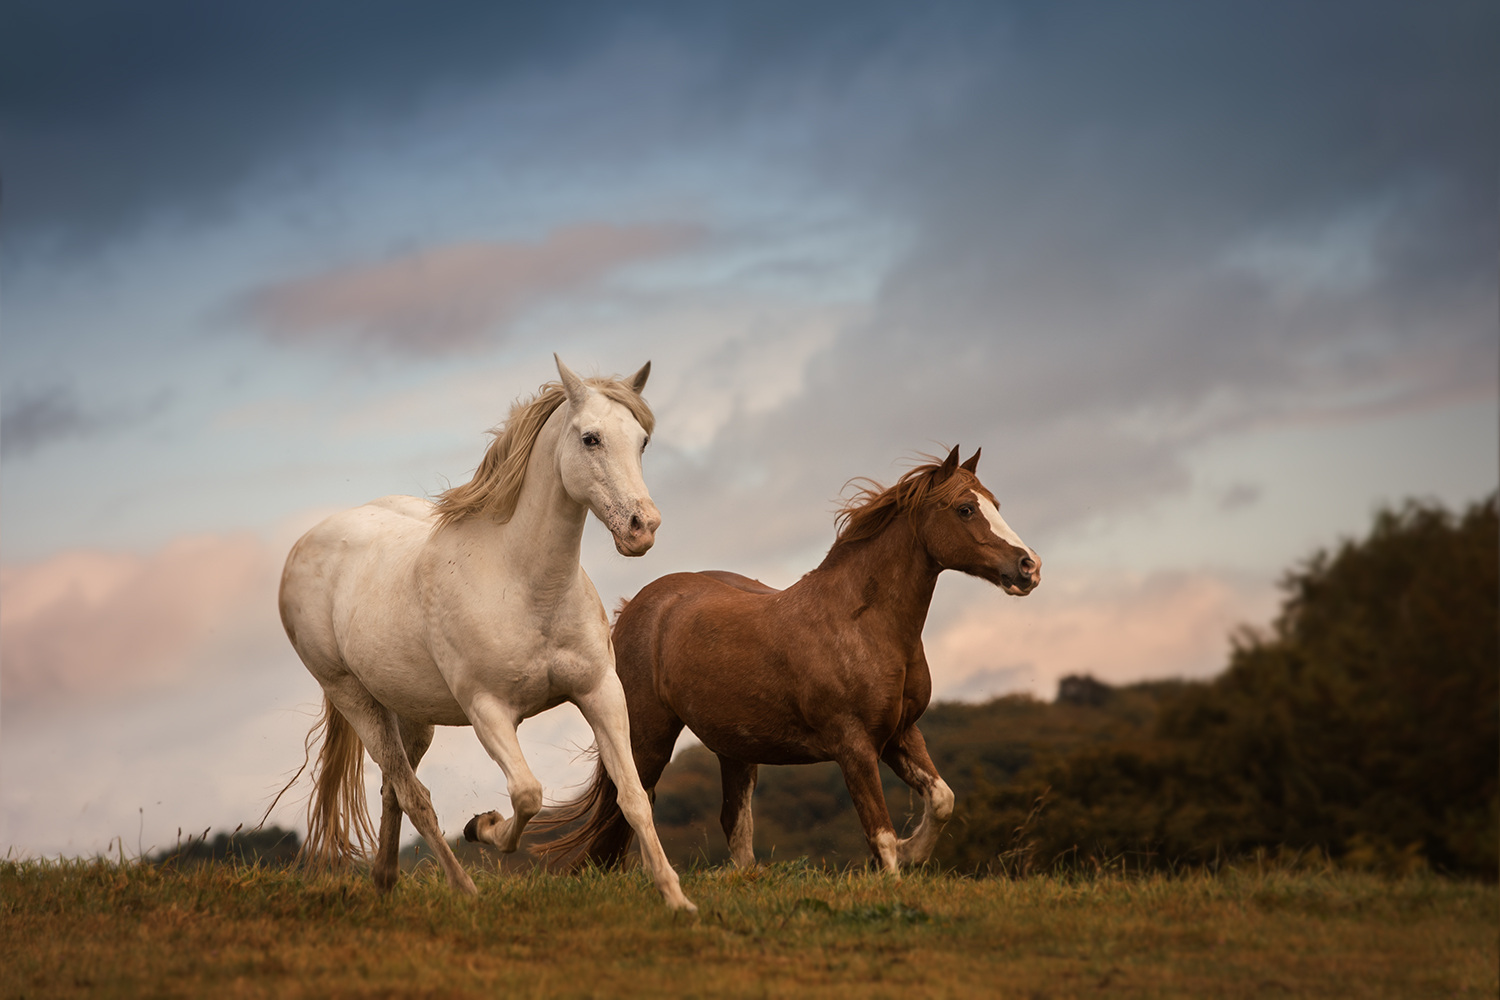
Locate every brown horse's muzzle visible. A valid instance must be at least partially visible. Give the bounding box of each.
[1001,552,1041,595]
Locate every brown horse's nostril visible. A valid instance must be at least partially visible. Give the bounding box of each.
[1020,555,1036,573]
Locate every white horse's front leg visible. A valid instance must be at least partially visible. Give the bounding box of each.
[576,674,698,913]
[463,694,544,854]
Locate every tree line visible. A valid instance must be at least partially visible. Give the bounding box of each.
[941,496,1497,878]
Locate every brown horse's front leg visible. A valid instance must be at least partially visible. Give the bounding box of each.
[881,726,954,866]
[835,746,900,873]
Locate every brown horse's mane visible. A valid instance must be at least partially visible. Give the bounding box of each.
[834,455,994,544]
[433,375,654,529]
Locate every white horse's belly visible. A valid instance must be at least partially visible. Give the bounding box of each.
[345,632,470,726]
[422,576,605,719]
[284,495,615,728]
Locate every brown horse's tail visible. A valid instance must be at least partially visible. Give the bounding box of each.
[530,594,646,869]
[528,752,638,870]
[280,694,376,869]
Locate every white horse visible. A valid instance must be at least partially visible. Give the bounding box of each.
[277,356,695,911]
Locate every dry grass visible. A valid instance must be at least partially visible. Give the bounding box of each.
[1,858,1494,998]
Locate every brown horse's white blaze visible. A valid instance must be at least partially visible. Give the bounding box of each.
[529,444,1041,878]
[973,493,1041,595]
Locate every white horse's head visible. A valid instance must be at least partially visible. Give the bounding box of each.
[554,355,661,556]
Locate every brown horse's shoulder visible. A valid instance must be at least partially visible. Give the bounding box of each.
[894,645,933,725]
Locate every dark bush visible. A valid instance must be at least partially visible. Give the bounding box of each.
[942,497,1499,879]
[151,826,301,868]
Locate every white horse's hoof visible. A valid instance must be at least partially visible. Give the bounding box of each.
[464,810,501,843]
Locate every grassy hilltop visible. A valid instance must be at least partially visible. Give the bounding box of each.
[3,860,1496,999]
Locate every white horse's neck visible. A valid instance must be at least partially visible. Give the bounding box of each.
[506,405,588,593]
[442,404,587,598]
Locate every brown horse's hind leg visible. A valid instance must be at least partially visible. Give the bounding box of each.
[717,757,759,868]
[881,726,955,866]
[372,717,435,894]
[835,745,901,874]
[573,708,684,867]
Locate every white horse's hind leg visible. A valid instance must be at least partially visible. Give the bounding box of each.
[373,717,434,894]
[462,695,544,853]
[323,678,477,896]
[576,675,697,913]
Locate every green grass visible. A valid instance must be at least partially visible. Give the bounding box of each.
[2,858,1494,998]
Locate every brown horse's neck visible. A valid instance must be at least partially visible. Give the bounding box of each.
[808,513,939,647]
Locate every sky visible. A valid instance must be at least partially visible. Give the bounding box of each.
[2,0,1495,859]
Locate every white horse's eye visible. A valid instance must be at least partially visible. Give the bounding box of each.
[582,432,601,447]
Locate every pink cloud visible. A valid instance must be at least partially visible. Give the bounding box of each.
[240,223,701,353]
[930,570,1278,701]
[1,535,284,704]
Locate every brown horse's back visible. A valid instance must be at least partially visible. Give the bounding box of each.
[694,569,781,595]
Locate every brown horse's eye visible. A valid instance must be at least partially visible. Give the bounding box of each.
[958,505,974,518]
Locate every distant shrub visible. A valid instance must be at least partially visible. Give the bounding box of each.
[151,826,301,868]
[943,497,1499,879]
[1056,675,1113,707]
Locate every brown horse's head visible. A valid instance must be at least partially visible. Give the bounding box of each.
[840,446,1040,595]
[920,447,1040,595]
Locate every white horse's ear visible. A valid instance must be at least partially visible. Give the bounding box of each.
[939,445,961,477]
[961,448,981,474]
[627,360,651,393]
[555,354,588,407]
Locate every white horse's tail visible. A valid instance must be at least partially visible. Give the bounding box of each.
[298,694,376,868]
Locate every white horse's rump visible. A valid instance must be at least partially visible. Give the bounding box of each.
[278,356,694,910]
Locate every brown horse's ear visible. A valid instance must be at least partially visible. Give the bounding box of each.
[939,445,961,478]
[961,448,981,473]
[627,360,651,393]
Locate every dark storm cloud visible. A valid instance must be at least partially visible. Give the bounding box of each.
[1,386,100,457]
[0,0,943,248]
[3,0,1491,516]
[629,2,1498,546]
[1,385,169,458]
[0,0,646,245]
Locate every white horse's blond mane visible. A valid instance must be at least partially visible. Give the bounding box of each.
[433,376,655,529]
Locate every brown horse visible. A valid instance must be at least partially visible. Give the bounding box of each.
[526,446,1040,873]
